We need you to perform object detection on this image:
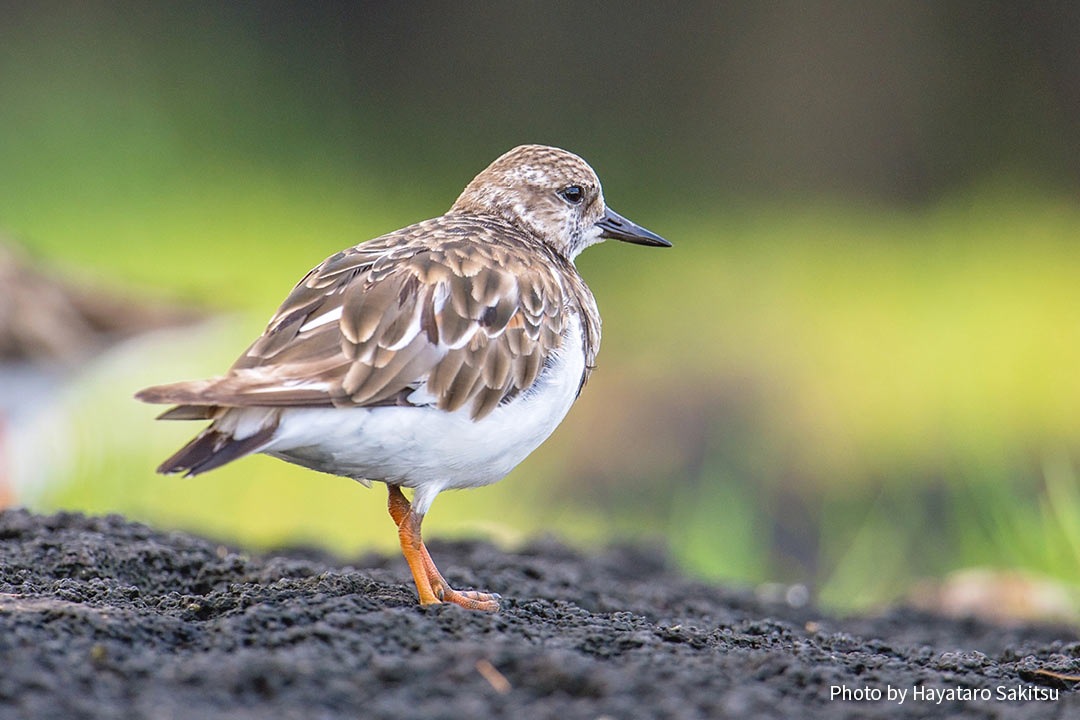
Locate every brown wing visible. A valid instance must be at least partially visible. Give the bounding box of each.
[136,217,590,421]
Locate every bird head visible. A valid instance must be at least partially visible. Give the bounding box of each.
[451,144,670,261]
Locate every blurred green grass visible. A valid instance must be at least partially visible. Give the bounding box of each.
[5,162,1079,610]
[3,5,1080,610]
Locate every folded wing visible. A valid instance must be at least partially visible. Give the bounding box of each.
[136,219,578,421]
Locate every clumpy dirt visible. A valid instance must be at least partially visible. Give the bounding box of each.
[1,510,1079,719]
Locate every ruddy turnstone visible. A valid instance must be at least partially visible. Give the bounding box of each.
[137,145,670,611]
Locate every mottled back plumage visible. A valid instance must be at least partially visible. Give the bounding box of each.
[140,213,600,423]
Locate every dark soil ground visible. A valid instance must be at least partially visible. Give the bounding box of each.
[2,510,1079,719]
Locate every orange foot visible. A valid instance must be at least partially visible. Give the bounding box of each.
[387,485,500,611]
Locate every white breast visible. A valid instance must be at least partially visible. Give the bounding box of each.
[263,313,587,514]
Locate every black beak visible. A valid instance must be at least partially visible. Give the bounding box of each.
[596,207,671,247]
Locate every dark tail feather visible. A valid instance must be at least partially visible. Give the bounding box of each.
[156,405,221,421]
[158,423,277,477]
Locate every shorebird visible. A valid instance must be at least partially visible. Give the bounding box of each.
[137,145,670,610]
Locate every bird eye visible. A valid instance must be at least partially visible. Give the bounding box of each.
[559,185,585,205]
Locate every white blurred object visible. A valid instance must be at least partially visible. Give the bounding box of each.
[3,319,237,506]
[907,568,1078,626]
[0,237,205,506]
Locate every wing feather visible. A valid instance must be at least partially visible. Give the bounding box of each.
[137,216,600,421]
[441,359,484,413]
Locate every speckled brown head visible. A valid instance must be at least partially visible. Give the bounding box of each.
[451,144,670,261]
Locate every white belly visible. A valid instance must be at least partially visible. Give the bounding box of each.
[262,314,586,513]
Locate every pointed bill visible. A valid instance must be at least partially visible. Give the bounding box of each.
[595,207,671,247]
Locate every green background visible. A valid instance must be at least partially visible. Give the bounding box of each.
[2,1,1079,611]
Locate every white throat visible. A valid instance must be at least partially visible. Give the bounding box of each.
[568,225,606,263]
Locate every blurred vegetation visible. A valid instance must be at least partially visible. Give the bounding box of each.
[2,2,1079,612]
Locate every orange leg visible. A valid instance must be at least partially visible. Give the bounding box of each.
[387,485,500,611]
